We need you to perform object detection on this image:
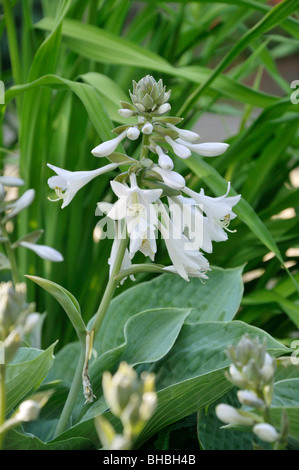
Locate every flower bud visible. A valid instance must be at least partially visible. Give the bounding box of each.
[215,404,256,426]
[0,282,27,336]
[129,76,171,115]
[118,108,135,117]
[156,146,174,170]
[92,130,127,157]
[16,400,40,422]
[141,123,153,135]
[126,127,140,141]
[164,136,191,159]
[156,103,171,115]
[237,390,264,409]
[253,423,279,443]
[166,123,200,143]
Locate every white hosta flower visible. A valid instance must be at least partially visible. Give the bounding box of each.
[151,165,185,190]
[164,135,191,159]
[166,123,200,143]
[19,241,64,262]
[108,174,162,260]
[158,203,210,281]
[183,183,240,237]
[215,404,255,426]
[176,138,229,157]
[155,146,173,170]
[126,127,140,141]
[47,163,118,209]
[253,423,279,443]
[168,195,219,253]
[91,130,128,157]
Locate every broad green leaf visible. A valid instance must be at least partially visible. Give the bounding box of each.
[136,321,289,445]
[3,429,94,450]
[49,321,288,447]
[93,267,244,355]
[271,379,299,442]
[5,344,56,414]
[197,390,256,450]
[26,275,86,339]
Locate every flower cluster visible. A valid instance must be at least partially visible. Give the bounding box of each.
[94,362,157,450]
[216,335,289,449]
[47,75,240,282]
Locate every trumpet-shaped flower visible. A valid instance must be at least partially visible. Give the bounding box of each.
[47,163,118,209]
[158,203,210,281]
[108,174,162,260]
[183,183,241,238]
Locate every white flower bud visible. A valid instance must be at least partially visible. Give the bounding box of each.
[215,404,255,426]
[237,390,264,409]
[157,103,171,115]
[165,136,191,159]
[19,241,64,262]
[253,423,279,443]
[118,108,135,117]
[166,123,200,143]
[126,127,140,141]
[155,146,173,170]
[141,123,153,135]
[176,138,229,157]
[152,166,185,190]
[229,364,247,388]
[91,130,127,157]
[24,313,40,334]
[16,400,40,422]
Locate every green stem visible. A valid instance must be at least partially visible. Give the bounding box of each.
[115,263,168,284]
[0,365,6,450]
[1,223,20,286]
[54,225,128,438]
[140,133,150,161]
[53,345,85,438]
[91,227,128,338]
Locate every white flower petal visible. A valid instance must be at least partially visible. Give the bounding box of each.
[152,166,185,190]
[20,241,64,262]
[91,130,127,157]
[165,136,191,159]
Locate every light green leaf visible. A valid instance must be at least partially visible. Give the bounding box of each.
[26,276,86,339]
[5,344,56,414]
[94,267,244,355]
